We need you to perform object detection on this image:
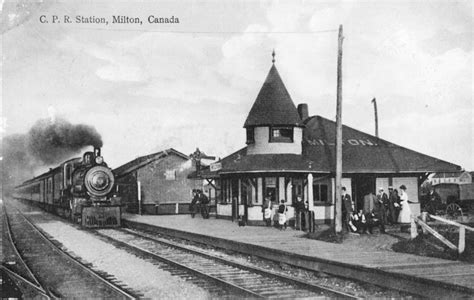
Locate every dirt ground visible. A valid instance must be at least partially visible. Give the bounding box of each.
[309,223,410,250]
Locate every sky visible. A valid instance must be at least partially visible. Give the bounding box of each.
[1,0,473,173]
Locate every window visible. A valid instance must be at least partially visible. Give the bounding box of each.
[291,178,304,206]
[264,177,277,203]
[269,127,293,143]
[246,128,255,144]
[313,183,328,204]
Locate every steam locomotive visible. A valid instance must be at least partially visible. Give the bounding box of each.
[14,147,121,228]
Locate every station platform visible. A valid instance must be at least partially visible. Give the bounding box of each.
[122,213,474,298]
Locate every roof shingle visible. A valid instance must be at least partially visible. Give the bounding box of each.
[205,115,461,176]
[244,65,303,128]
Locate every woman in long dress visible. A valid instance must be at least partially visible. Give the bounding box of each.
[398,185,412,223]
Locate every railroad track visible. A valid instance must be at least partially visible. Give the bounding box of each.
[94,228,359,299]
[1,266,51,299]
[3,204,138,299]
[2,205,48,297]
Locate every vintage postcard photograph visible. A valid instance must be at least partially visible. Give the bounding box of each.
[1,0,473,298]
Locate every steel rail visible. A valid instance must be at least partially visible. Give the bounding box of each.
[10,205,137,300]
[97,228,358,299]
[94,231,264,298]
[1,266,51,299]
[122,228,359,299]
[2,205,48,294]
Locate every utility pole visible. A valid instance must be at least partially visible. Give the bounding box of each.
[372,98,379,138]
[335,24,344,234]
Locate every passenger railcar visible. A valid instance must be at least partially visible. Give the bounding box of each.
[15,147,121,228]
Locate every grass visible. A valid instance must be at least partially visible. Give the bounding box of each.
[306,228,345,243]
[392,224,474,262]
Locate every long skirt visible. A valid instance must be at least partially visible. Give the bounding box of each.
[398,201,412,223]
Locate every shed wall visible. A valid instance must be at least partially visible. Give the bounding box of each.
[136,155,199,206]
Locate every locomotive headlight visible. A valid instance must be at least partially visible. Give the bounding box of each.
[95,156,104,164]
[91,172,109,190]
[84,166,115,197]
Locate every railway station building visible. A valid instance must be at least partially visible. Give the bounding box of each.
[201,58,461,226]
[114,148,204,214]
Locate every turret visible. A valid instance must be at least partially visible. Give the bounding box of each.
[244,51,304,155]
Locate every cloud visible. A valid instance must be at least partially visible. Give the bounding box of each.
[57,36,149,82]
[3,1,472,172]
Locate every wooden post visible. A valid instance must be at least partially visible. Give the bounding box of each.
[137,181,142,215]
[334,24,344,233]
[371,98,379,138]
[411,215,418,239]
[308,173,314,211]
[459,226,465,254]
[421,212,428,234]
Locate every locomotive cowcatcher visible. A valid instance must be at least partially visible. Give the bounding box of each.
[15,147,121,228]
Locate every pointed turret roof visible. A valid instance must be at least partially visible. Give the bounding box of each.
[244,64,303,128]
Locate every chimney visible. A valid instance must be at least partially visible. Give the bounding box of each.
[297,103,309,121]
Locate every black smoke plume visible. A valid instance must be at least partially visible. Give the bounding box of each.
[1,118,103,195]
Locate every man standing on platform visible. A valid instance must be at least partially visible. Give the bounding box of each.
[341,187,353,232]
[294,196,305,230]
[198,190,210,219]
[388,187,397,224]
[376,188,389,233]
[426,188,442,215]
[363,191,376,215]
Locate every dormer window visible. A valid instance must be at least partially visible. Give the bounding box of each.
[246,128,255,144]
[269,126,293,143]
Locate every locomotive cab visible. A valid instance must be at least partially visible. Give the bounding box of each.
[83,147,105,167]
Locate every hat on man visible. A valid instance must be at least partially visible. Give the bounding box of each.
[379,187,384,191]
[399,185,407,190]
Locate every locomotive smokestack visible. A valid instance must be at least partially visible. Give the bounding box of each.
[95,147,101,157]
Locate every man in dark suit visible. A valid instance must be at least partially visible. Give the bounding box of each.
[363,191,376,214]
[376,188,389,233]
[425,188,442,214]
[341,187,353,232]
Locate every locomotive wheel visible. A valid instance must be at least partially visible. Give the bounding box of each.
[446,203,462,218]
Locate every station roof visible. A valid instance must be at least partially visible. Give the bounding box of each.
[302,116,460,173]
[243,64,303,128]
[113,148,189,177]
[199,148,318,177]
[432,171,470,178]
[203,115,461,177]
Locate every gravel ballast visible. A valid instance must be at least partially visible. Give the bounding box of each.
[35,219,210,299]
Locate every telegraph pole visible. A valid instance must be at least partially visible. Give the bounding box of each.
[334,24,344,234]
[372,98,379,138]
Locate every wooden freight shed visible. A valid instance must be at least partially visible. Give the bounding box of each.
[201,58,461,226]
[114,148,202,214]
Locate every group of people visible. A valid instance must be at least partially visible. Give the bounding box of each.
[189,189,210,219]
[262,198,289,230]
[342,185,412,234]
[262,195,314,231]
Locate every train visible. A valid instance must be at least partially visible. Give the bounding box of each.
[14,147,121,228]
